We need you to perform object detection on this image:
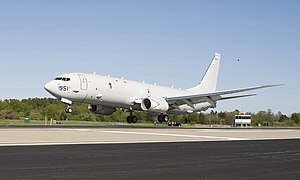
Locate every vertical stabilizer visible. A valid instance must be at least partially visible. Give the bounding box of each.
[187,53,221,93]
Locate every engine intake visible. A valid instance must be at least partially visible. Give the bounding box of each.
[141,97,169,113]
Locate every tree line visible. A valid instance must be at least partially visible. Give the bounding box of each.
[0,98,299,126]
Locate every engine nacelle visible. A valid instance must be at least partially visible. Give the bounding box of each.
[88,104,116,115]
[141,97,169,113]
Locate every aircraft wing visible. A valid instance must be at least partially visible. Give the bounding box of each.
[166,84,283,107]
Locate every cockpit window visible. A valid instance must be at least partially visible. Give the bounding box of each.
[55,77,71,81]
[63,78,70,81]
[55,77,62,80]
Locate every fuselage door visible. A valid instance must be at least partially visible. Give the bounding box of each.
[78,74,88,90]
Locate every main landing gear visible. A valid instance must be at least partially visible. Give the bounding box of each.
[127,115,138,123]
[127,110,138,123]
[158,114,169,123]
[126,111,169,124]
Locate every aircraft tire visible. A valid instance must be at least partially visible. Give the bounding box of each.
[131,116,138,123]
[127,116,133,123]
[158,115,164,123]
[162,114,169,122]
[65,108,72,113]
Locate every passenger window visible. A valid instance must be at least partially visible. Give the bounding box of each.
[108,83,112,89]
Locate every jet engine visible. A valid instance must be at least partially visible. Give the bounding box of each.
[141,97,169,113]
[88,104,116,115]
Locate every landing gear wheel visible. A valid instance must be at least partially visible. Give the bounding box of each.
[127,115,138,124]
[127,116,133,123]
[158,114,163,123]
[162,114,169,122]
[65,107,72,113]
[158,114,169,123]
[131,116,138,123]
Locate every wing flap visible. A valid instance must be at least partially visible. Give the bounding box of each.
[220,94,257,101]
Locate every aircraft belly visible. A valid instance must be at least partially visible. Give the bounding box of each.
[168,102,213,114]
[84,92,130,108]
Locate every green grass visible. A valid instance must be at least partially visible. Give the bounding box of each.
[0,119,297,128]
[0,119,170,127]
[0,119,45,126]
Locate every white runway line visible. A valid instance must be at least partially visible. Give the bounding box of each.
[98,130,248,141]
[0,139,233,147]
[195,129,299,132]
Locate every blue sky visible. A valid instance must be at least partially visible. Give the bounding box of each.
[0,0,299,115]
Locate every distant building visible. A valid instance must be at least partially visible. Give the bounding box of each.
[235,114,251,127]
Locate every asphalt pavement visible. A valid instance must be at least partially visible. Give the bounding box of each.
[0,139,299,180]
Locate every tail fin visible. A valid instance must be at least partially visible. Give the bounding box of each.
[187,53,221,93]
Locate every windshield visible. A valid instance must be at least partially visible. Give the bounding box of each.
[55,77,71,81]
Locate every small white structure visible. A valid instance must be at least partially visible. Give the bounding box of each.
[235,114,251,127]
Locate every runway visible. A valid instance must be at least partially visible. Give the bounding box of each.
[0,127,299,146]
[0,128,299,179]
[0,139,299,179]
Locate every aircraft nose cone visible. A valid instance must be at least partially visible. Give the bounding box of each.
[44,82,50,92]
[44,81,55,94]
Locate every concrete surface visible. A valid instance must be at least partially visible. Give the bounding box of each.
[0,127,299,146]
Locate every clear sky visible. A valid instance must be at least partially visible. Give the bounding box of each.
[0,0,299,115]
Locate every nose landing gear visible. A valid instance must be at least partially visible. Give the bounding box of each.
[61,98,73,114]
[65,106,73,113]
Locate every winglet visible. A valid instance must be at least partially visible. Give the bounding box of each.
[260,84,285,88]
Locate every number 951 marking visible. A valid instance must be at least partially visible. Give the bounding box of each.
[58,86,69,91]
